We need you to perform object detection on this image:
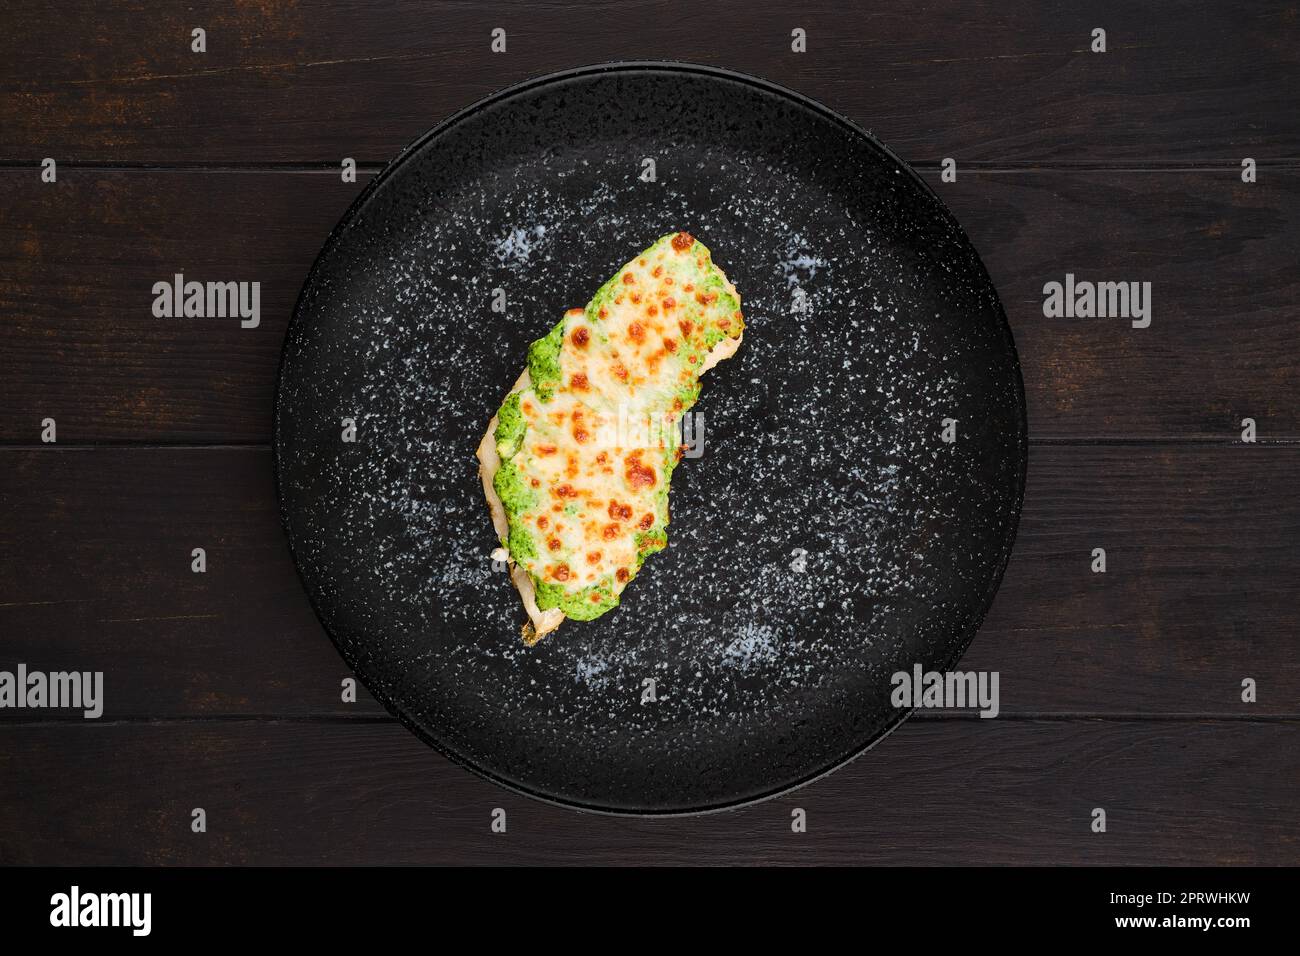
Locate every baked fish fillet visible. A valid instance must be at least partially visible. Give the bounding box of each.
[477,232,745,644]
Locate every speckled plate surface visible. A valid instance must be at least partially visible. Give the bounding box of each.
[274,62,1026,814]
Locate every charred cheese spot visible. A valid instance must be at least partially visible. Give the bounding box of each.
[638,513,654,530]
[570,372,589,391]
[602,523,621,541]
[622,272,635,284]
[571,327,590,348]
[671,231,695,252]
[625,453,656,490]
[616,568,630,582]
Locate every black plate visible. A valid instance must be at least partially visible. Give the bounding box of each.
[274,62,1026,814]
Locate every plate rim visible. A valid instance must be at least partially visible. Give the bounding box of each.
[273,59,1029,817]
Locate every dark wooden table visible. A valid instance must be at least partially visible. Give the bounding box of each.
[1,1,1297,865]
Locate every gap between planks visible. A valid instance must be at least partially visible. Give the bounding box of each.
[1,160,1299,173]
[0,713,1293,727]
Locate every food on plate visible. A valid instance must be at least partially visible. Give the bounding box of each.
[476,232,744,643]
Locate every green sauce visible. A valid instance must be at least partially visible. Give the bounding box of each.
[526,320,565,402]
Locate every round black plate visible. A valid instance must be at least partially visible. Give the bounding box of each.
[275,62,1026,814]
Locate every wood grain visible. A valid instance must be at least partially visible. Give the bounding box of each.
[1,1,1296,164]
[0,718,1292,864]
[0,170,364,443]
[3,168,1296,442]
[1,445,1294,719]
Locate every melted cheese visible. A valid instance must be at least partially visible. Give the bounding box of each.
[486,232,744,634]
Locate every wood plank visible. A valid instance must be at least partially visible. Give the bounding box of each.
[956,171,1300,439]
[2,168,1296,442]
[0,718,1292,864]
[0,445,1294,719]
[0,170,364,443]
[1,1,1296,164]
